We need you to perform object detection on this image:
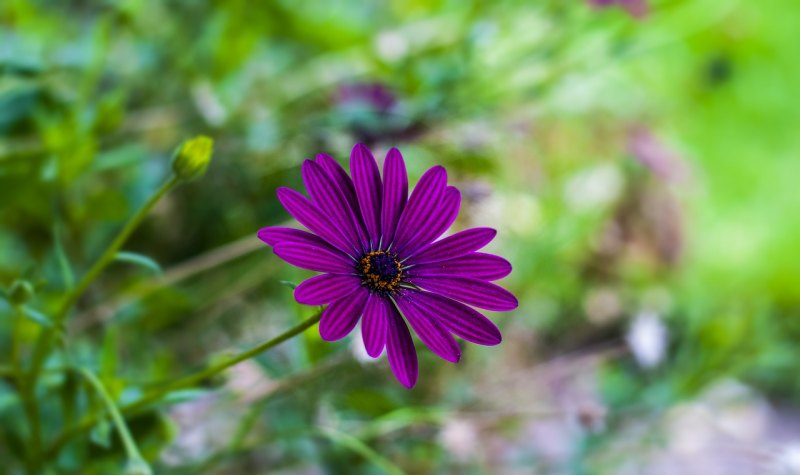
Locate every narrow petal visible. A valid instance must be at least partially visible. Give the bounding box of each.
[396,186,460,256]
[273,242,355,273]
[403,290,502,346]
[381,148,408,246]
[394,292,461,363]
[386,307,418,388]
[294,274,362,305]
[361,295,390,357]
[409,276,518,311]
[316,153,370,248]
[276,187,354,254]
[391,166,447,252]
[319,289,369,341]
[257,226,342,251]
[302,160,366,253]
[406,253,512,281]
[405,227,497,265]
[351,144,383,248]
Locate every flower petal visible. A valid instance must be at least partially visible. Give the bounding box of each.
[403,290,502,346]
[405,227,497,265]
[276,187,354,254]
[257,226,337,249]
[394,291,461,363]
[302,160,366,254]
[315,153,370,249]
[361,295,390,357]
[391,166,447,252]
[273,242,355,273]
[409,276,518,311]
[380,148,408,247]
[294,274,362,305]
[396,186,460,256]
[406,252,512,281]
[351,144,383,249]
[319,289,369,341]
[386,306,418,388]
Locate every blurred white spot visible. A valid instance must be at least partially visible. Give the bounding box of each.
[563,164,623,212]
[350,328,383,364]
[626,311,667,369]
[191,81,227,126]
[439,419,480,462]
[771,444,800,475]
[375,31,409,62]
[472,192,541,236]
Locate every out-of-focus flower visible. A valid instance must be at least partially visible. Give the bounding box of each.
[771,444,800,475]
[563,164,624,213]
[588,0,649,18]
[627,126,689,183]
[335,83,397,114]
[626,311,668,369]
[258,144,517,387]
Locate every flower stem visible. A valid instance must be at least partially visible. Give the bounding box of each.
[77,368,151,474]
[31,176,180,371]
[46,311,323,457]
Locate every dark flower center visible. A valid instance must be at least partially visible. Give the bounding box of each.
[358,251,402,293]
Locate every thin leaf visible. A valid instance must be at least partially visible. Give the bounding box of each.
[54,222,75,290]
[21,306,53,327]
[115,251,163,275]
[317,427,405,475]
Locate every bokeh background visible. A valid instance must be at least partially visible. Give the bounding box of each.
[2,0,800,474]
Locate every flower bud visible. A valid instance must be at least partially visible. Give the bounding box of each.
[172,135,214,181]
[8,279,34,306]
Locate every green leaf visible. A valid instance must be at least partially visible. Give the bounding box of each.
[21,306,53,327]
[317,427,405,475]
[54,222,75,290]
[115,251,162,275]
[90,417,112,449]
[279,280,298,290]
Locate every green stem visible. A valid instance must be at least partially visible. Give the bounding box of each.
[77,368,151,473]
[12,306,43,475]
[46,311,323,457]
[55,175,181,327]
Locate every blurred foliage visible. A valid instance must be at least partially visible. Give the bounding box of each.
[1,0,799,473]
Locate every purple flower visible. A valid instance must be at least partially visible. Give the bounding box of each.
[258,144,517,387]
[588,0,649,18]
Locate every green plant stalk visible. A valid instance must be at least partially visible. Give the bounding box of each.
[46,311,323,457]
[11,306,43,475]
[25,175,180,467]
[77,368,151,471]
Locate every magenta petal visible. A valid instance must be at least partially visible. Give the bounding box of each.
[319,289,369,341]
[392,166,447,252]
[386,307,418,388]
[406,227,497,265]
[409,276,518,311]
[351,144,383,249]
[394,292,461,363]
[405,290,502,346]
[361,295,390,357]
[295,274,362,305]
[397,186,460,256]
[257,226,335,249]
[276,187,354,254]
[380,148,408,246]
[273,242,355,274]
[316,153,370,249]
[302,160,366,253]
[407,252,512,281]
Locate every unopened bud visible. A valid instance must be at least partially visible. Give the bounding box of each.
[8,279,34,306]
[172,135,214,181]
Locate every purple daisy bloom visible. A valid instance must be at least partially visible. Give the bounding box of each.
[258,144,517,387]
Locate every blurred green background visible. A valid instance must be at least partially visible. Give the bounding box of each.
[2,0,800,473]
